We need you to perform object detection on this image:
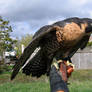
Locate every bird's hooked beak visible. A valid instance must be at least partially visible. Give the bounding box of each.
[85,23,92,34]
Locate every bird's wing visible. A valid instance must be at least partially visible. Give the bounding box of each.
[11,25,62,80]
[22,49,47,77]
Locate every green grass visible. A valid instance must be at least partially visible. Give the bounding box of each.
[0,70,92,92]
[69,70,92,92]
[0,82,50,92]
[69,81,92,92]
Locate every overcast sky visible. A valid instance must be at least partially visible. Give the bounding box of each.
[0,0,92,38]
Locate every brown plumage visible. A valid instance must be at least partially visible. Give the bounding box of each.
[11,17,92,80]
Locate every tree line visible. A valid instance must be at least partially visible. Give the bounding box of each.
[0,16,33,58]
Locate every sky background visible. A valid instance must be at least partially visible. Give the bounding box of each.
[0,0,92,39]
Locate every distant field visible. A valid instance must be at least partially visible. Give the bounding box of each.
[0,70,92,92]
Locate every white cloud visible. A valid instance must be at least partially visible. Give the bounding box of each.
[69,0,88,6]
[0,0,92,38]
[48,20,57,25]
[0,0,14,14]
[11,22,34,38]
[88,11,92,18]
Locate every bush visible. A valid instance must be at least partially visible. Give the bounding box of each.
[0,59,12,74]
[87,42,92,46]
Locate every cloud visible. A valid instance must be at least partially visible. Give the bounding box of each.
[0,0,92,38]
[11,22,32,37]
[1,0,92,21]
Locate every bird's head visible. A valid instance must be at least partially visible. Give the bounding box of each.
[84,18,92,34]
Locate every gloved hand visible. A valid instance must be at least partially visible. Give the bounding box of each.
[49,65,69,92]
[59,61,74,79]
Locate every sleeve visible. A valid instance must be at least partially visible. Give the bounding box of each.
[49,65,69,92]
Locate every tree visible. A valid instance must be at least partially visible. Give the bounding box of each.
[20,34,33,47]
[15,34,33,56]
[0,16,18,73]
[0,16,17,58]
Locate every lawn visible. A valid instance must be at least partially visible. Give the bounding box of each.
[0,70,92,92]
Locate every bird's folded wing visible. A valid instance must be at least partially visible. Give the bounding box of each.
[11,25,62,80]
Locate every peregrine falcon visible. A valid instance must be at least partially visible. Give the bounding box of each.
[11,17,92,80]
